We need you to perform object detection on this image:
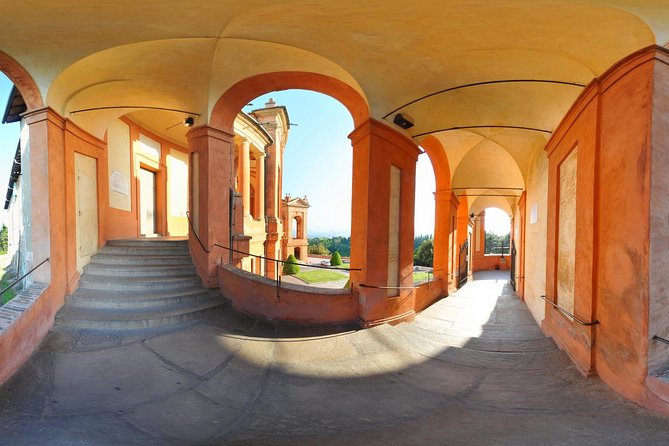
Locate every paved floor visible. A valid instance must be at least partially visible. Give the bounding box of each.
[2,271,669,445]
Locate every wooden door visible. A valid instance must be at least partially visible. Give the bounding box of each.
[139,168,157,235]
[75,153,99,272]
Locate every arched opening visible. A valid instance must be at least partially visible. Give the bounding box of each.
[199,72,368,289]
[0,73,23,305]
[412,152,436,284]
[0,55,44,300]
[222,89,354,287]
[292,216,299,239]
[471,207,512,272]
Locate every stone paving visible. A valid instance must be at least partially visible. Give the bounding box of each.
[1,271,669,445]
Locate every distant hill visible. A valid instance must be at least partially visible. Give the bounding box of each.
[308,234,435,258]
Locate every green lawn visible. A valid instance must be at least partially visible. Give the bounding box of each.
[0,268,16,306]
[413,272,432,283]
[332,263,350,270]
[294,270,348,284]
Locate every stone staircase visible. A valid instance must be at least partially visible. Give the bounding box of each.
[56,238,223,330]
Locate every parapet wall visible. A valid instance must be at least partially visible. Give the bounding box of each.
[218,264,358,325]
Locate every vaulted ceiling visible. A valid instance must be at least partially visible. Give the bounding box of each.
[1,1,667,207]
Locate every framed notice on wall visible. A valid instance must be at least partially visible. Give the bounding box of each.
[110,170,130,196]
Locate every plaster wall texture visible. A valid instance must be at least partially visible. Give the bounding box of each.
[648,54,669,373]
[557,148,578,315]
[107,119,131,212]
[523,147,548,325]
[594,52,653,400]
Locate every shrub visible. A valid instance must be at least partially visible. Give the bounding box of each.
[282,254,300,275]
[330,251,343,266]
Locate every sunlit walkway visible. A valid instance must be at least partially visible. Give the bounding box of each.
[1,271,668,445]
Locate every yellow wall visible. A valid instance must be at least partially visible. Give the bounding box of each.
[107,120,131,211]
[524,146,548,324]
[167,148,189,236]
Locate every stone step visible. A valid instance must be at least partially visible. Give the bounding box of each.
[78,274,202,292]
[98,245,189,256]
[106,238,188,247]
[83,263,195,277]
[66,288,213,310]
[90,254,192,266]
[55,296,223,330]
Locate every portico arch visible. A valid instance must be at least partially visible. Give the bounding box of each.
[189,72,369,286]
[419,136,458,291]
[202,71,422,327]
[0,51,43,110]
[210,71,369,133]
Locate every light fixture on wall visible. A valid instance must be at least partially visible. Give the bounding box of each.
[393,112,415,129]
[183,117,195,127]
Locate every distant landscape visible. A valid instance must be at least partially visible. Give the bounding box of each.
[307,234,436,266]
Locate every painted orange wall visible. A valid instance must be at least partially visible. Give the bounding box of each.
[219,264,357,324]
[541,46,669,411]
[473,254,510,272]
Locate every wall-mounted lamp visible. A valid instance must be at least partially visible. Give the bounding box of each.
[184,117,195,127]
[393,112,415,129]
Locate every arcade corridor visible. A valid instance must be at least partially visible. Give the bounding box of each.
[1,271,667,445]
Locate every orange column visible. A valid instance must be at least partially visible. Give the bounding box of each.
[0,107,69,384]
[186,125,234,287]
[349,119,421,327]
[22,108,67,290]
[433,189,457,293]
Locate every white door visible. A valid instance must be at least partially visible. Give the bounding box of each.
[75,153,99,272]
[139,168,157,235]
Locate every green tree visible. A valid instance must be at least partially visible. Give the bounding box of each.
[485,232,510,254]
[414,234,432,250]
[330,251,343,266]
[308,242,330,255]
[282,254,300,275]
[0,224,8,255]
[413,238,434,267]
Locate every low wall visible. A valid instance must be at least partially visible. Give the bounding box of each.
[473,254,510,271]
[218,264,358,325]
[0,283,49,385]
[414,279,444,313]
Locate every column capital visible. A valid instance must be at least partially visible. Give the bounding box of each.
[186,125,234,143]
[349,118,421,160]
[21,106,65,128]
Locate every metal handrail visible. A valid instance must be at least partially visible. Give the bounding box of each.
[653,335,669,345]
[539,295,599,326]
[185,211,210,253]
[213,243,362,272]
[0,257,50,298]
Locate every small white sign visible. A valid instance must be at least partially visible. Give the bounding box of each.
[110,170,129,196]
[530,203,538,224]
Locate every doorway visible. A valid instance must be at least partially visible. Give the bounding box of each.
[139,167,157,236]
[75,153,99,272]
